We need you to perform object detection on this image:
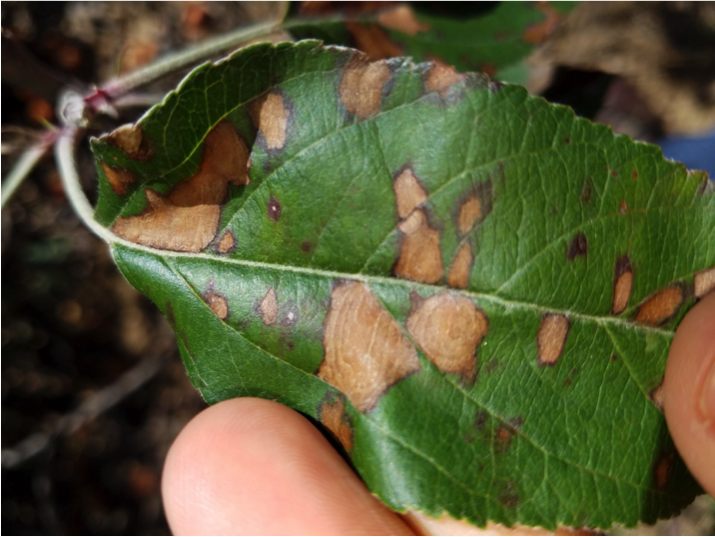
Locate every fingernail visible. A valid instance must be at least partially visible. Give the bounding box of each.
[699,354,715,427]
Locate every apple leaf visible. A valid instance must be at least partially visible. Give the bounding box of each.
[90,41,714,530]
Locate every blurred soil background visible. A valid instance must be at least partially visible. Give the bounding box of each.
[2,2,714,535]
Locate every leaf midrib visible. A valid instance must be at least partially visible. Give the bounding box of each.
[151,245,669,507]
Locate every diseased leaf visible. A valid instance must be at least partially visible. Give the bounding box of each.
[288,2,578,84]
[91,41,714,530]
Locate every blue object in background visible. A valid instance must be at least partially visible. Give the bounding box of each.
[656,129,715,180]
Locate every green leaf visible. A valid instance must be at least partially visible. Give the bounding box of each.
[90,41,714,530]
[287,2,579,84]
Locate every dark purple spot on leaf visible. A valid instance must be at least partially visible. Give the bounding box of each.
[507,415,523,429]
[474,410,486,430]
[267,196,281,222]
[567,232,588,260]
[300,240,312,253]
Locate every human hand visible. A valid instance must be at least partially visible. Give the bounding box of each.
[162,291,715,535]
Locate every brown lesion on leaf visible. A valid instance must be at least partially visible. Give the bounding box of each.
[537,313,570,366]
[250,92,290,150]
[377,5,430,36]
[318,281,420,413]
[169,119,250,207]
[101,123,153,161]
[635,285,683,325]
[112,119,250,252]
[653,452,675,491]
[203,291,229,321]
[649,378,665,411]
[113,190,221,252]
[260,287,278,326]
[216,230,236,254]
[393,167,427,218]
[339,55,391,119]
[395,209,444,284]
[448,242,472,289]
[694,266,715,299]
[101,162,136,196]
[632,168,639,180]
[425,62,465,97]
[454,180,492,236]
[458,196,482,235]
[494,425,514,454]
[406,293,488,379]
[611,255,633,315]
[474,410,487,430]
[319,395,353,452]
[619,200,628,214]
[566,231,588,260]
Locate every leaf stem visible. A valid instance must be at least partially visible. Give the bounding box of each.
[54,126,115,244]
[101,19,282,97]
[1,137,54,209]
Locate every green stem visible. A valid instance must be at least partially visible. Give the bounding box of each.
[1,139,52,209]
[54,126,115,243]
[102,19,282,97]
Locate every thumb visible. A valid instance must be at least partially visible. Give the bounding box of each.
[663,290,715,497]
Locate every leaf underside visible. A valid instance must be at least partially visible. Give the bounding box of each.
[91,41,714,530]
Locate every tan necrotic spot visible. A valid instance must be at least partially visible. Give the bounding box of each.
[611,255,633,315]
[537,314,570,366]
[694,266,715,299]
[319,396,353,452]
[635,286,683,325]
[251,92,289,150]
[216,230,235,254]
[204,292,228,320]
[102,123,152,160]
[169,119,250,207]
[395,209,443,283]
[339,57,391,119]
[426,62,465,97]
[112,120,249,252]
[260,287,278,326]
[406,293,488,378]
[318,281,420,413]
[112,190,220,252]
[458,196,481,235]
[393,168,427,218]
[448,243,472,289]
[102,162,135,195]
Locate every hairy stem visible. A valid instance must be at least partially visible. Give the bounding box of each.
[54,126,115,243]
[102,19,282,97]
[1,139,53,209]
